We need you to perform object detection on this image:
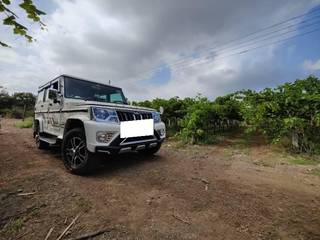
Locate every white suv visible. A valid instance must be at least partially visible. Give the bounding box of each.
[34,75,166,174]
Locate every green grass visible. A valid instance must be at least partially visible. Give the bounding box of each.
[30,207,40,217]
[310,168,320,176]
[289,157,319,166]
[14,117,33,129]
[4,218,24,234]
[76,197,92,212]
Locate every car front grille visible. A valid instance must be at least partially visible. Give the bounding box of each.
[116,110,153,122]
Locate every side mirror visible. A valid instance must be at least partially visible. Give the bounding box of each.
[159,106,164,114]
[48,89,60,103]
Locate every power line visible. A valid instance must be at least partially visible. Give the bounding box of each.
[171,27,320,73]
[140,18,320,78]
[172,19,320,71]
[137,8,320,79]
[167,15,320,69]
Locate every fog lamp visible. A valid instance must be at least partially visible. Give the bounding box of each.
[158,129,165,138]
[96,131,114,143]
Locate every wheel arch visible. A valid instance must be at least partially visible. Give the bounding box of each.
[33,117,44,137]
[64,118,86,136]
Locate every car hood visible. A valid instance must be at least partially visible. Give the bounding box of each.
[73,100,156,112]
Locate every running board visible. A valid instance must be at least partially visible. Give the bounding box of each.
[39,136,57,145]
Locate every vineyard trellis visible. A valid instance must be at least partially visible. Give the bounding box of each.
[135,75,320,153]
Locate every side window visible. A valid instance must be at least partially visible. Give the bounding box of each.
[52,81,59,91]
[43,88,48,102]
[37,91,44,103]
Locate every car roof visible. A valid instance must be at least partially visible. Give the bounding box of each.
[38,74,121,92]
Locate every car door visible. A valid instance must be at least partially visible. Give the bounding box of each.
[47,80,62,136]
[41,87,50,133]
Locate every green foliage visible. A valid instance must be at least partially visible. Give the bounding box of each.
[135,93,242,143]
[4,218,24,234]
[241,75,320,153]
[180,96,213,143]
[134,96,195,135]
[135,75,320,152]
[310,168,320,177]
[0,87,36,118]
[0,0,45,47]
[179,94,242,143]
[289,157,319,166]
[12,92,36,107]
[14,117,33,128]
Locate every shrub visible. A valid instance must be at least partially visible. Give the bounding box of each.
[11,108,24,119]
[241,76,320,153]
[14,117,33,128]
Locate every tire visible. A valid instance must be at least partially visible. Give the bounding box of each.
[61,128,99,175]
[139,143,161,156]
[35,127,49,150]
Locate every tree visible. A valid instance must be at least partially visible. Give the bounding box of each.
[0,0,45,47]
[0,86,13,108]
[12,92,36,108]
[241,76,320,153]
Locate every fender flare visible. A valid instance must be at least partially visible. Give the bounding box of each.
[34,116,44,133]
[63,116,90,136]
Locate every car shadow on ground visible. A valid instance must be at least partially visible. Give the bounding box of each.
[43,145,162,177]
[93,152,163,177]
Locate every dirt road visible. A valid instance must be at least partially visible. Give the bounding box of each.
[1,119,320,240]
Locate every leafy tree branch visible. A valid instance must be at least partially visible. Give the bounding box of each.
[0,0,45,47]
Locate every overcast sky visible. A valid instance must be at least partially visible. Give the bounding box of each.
[1,0,320,100]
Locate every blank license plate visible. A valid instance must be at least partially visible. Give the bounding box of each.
[120,119,154,138]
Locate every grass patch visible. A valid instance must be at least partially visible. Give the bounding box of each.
[30,207,40,217]
[289,157,319,166]
[14,117,33,129]
[310,168,320,176]
[227,138,251,156]
[4,218,24,234]
[76,197,92,212]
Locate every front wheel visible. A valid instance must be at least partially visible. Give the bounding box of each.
[62,128,99,175]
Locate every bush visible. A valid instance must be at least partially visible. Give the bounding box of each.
[241,76,320,153]
[14,117,33,128]
[135,75,320,152]
[0,108,12,117]
[11,108,24,119]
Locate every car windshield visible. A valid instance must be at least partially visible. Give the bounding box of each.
[64,77,126,104]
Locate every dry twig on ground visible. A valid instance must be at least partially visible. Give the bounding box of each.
[56,214,80,240]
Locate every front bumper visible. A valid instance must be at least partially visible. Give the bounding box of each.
[83,120,165,153]
[95,137,164,154]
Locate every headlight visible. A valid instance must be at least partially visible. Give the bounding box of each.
[91,107,119,123]
[152,112,161,123]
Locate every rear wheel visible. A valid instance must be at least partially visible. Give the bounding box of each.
[62,128,99,175]
[34,126,48,150]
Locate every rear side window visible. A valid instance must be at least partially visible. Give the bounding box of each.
[52,81,59,91]
[37,91,44,103]
[43,88,48,102]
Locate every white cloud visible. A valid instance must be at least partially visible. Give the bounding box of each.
[303,59,320,71]
[0,0,319,99]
